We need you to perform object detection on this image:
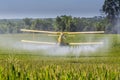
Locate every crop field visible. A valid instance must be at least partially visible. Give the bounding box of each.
[0,34,120,80]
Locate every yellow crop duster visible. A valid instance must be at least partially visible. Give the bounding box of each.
[21,29,104,46]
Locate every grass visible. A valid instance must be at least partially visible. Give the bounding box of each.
[0,33,120,80]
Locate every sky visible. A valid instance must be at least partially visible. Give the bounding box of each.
[0,0,105,19]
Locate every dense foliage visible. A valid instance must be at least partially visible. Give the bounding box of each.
[102,0,120,33]
[0,16,108,34]
[102,0,120,22]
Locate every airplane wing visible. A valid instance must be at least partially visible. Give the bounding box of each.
[65,31,104,34]
[21,40,57,45]
[20,29,60,34]
[69,42,103,45]
[22,40,103,46]
[21,29,104,34]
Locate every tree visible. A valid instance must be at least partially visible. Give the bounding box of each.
[31,19,53,30]
[54,16,65,31]
[23,18,32,26]
[31,19,41,30]
[54,15,76,32]
[102,0,120,33]
[102,0,120,24]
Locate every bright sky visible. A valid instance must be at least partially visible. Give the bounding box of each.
[0,0,104,19]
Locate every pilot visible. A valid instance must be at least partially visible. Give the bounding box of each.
[58,32,68,46]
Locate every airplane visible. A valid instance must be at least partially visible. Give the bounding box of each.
[20,29,104,46]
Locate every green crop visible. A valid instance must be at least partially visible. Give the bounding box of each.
[0,56,120,80]
[0,34,120,80]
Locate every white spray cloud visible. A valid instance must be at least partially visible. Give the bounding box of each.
[0,34,111,56]
[12,37,109,57]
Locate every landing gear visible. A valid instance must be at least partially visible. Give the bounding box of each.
[59,42,69,46]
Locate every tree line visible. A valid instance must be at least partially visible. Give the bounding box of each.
[0,16,109,34]
[0,0,120,34]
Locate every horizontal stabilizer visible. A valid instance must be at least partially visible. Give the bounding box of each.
[21,40,56,45]
[69,42,103,45]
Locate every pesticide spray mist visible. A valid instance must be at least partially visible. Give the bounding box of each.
[0,33,110,57]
